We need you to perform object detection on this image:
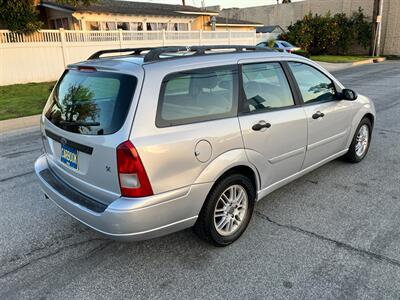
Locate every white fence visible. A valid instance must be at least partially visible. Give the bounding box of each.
[0,29,273,85]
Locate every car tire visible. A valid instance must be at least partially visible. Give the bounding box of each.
[343,117,372,163]
[194,173,255,246]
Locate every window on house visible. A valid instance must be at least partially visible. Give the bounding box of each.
[178,23,189,31]
[86,21,100,31]
[156,23,168,30]
[61,18,69,29]
[55,19,63,29]
[117,22,129,30]
[168,23,177,31]
[101,22,117,31]
[130,22,143,31]
[50,18,70,29]
[147,23,157,31]
[49,19,56,29]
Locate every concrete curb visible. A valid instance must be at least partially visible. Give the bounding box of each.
[0,114,41,134]
[352,57,386,66]
[316,57,386,72]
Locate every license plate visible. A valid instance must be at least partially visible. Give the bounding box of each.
[61,144,78,170]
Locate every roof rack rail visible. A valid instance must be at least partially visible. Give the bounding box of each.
[88,47,154,60]
[143,45,274,62]
[87,45,275,62]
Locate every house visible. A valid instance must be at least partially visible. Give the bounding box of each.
[38,0,262,31]
[213,17,263,31]
[255,25,285,34]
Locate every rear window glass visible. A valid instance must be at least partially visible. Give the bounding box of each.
[45,70,137,135]
[157,65,238,127]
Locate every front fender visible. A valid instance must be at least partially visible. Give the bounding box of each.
[346,96,376,148]
[194,149,260,191]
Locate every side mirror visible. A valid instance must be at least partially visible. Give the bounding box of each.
[341,88,358,101]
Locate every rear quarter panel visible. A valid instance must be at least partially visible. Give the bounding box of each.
[131,60,245,194]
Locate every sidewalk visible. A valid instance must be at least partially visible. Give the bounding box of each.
[316,62,354,72]
[316,57,386,72]
[0,114,40,134]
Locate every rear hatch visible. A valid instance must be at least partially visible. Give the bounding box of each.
[41,62,143,205]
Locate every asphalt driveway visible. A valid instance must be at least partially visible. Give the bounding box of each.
[1,61,400,299]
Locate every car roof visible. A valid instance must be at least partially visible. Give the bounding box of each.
[69,46,310,74]
[67,48,340,90]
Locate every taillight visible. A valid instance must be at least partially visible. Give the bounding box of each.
[78,66,97,72]
[116,140,153,197]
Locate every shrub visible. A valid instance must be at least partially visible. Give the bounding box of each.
[282,8,372,55]
[351,8,373,49]
[267,38,276,48]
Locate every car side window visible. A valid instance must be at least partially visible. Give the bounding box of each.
[288,62,337,104]
[281,41,292,48]
[157,65,238,127]
[241,62,295,113]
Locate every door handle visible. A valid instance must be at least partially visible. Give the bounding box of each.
[312,111,325,119]
[252,120,271,131]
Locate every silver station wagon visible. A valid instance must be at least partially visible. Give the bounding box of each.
[35,46,375,246]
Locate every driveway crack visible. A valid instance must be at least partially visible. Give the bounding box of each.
[255,210,400,269]
[0,238,108,280]
[0,170,34,183]
[376,128,400,135]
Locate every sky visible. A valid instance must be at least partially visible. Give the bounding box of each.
[122,0,303,9]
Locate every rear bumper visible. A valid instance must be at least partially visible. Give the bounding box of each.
[34,154,212,241]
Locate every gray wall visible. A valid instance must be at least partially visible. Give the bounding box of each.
[220,0,399,56]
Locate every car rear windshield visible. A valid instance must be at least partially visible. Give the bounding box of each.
[45,69,137,135]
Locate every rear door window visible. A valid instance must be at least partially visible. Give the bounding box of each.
[157,65,238,127]
[45,70,137,135]
[241,62,295,112]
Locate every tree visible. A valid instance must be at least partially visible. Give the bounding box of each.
[0,0,43,34]
[0,0,96,33]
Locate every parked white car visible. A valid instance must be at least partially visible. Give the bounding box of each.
[257,40,301,53]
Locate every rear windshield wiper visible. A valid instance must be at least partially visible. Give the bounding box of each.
[59,121,100,126]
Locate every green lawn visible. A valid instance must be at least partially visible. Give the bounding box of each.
[0,81,55,121]
[310,55,374,63]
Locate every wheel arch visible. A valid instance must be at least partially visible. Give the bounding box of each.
[346,104,376,148]
[194,149,260,193]
[363,112,375,128]
[213,165,259,194]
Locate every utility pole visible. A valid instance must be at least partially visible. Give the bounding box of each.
[370,0,379,55]
[376,0,384,56]
[372,0,384,56]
